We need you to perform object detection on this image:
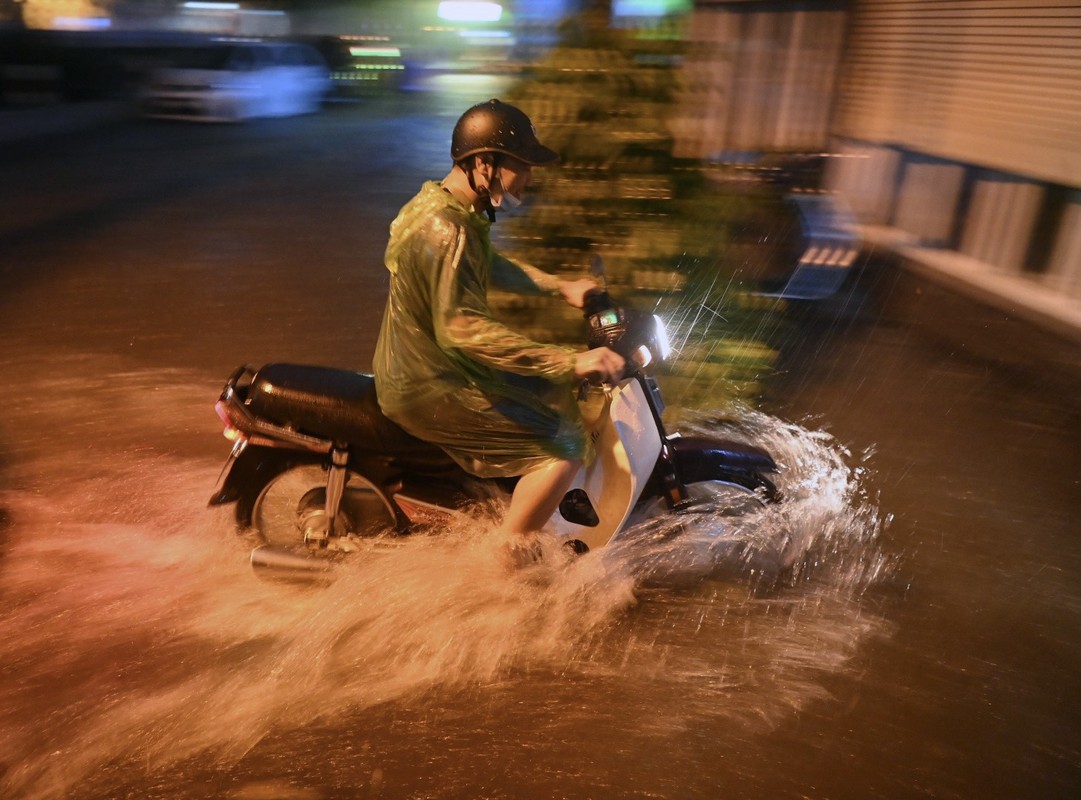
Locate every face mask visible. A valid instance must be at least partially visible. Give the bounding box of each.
[489,170,523,210]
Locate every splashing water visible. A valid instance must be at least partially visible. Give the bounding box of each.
[618,407,894,592]
[0,371,891,799]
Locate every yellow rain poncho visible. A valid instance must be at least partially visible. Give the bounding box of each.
[373,181,588,478]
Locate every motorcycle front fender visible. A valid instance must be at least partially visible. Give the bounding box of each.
[669,435,781,502]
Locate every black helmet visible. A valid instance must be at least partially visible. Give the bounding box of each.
[451,99,559,166]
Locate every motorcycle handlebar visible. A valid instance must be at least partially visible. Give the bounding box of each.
[581,289,613,317]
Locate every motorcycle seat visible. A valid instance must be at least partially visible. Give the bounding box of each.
[246,363,459,471]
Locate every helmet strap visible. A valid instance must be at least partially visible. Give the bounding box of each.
[460,155,499,222]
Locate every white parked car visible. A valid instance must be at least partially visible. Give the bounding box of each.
[142,41,331,121]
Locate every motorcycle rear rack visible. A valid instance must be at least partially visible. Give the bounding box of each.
[215,364,334,454]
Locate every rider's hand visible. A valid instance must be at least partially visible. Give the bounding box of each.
[558,278,599,309]
[574,347,625,385]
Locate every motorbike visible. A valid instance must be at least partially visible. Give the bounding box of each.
[208,290,781,577]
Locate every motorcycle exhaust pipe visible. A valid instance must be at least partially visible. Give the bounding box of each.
[250,545,333,582]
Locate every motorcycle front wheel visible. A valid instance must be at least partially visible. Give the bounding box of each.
[244,464,399,552]
[683,479,768,516]
[635,479,767,521]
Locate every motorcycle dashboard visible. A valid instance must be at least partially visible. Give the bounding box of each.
[592,309,621,328]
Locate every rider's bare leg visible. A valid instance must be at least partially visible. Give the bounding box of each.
[499,458,580,537]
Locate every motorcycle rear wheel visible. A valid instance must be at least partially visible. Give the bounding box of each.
[247,464,398,552]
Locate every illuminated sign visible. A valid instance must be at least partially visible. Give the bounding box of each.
[182,2,241,9]
[437,2,503,23]
[349,47,402,58]
[52,16,111,29]
[614,0,691,16]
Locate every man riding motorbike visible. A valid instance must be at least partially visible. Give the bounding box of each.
[372,99,625,554]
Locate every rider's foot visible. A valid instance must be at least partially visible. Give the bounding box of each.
[500,534,545,572]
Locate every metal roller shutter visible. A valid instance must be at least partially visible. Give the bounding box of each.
[833,0,1081,188]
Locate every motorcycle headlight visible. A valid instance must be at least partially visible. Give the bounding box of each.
[652,314,672,360]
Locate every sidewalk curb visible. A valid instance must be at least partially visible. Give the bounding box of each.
[859,224,1081,347]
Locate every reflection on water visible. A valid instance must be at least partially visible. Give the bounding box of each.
[0,368,887,799]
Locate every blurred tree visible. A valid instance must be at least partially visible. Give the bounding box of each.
[494,3,790,412]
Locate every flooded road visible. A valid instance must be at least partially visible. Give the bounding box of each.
[1,95,1079,799]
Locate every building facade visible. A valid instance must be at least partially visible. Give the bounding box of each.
[675,0,1081,338]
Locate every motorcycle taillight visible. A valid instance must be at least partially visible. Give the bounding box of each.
[214,400,246,443]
